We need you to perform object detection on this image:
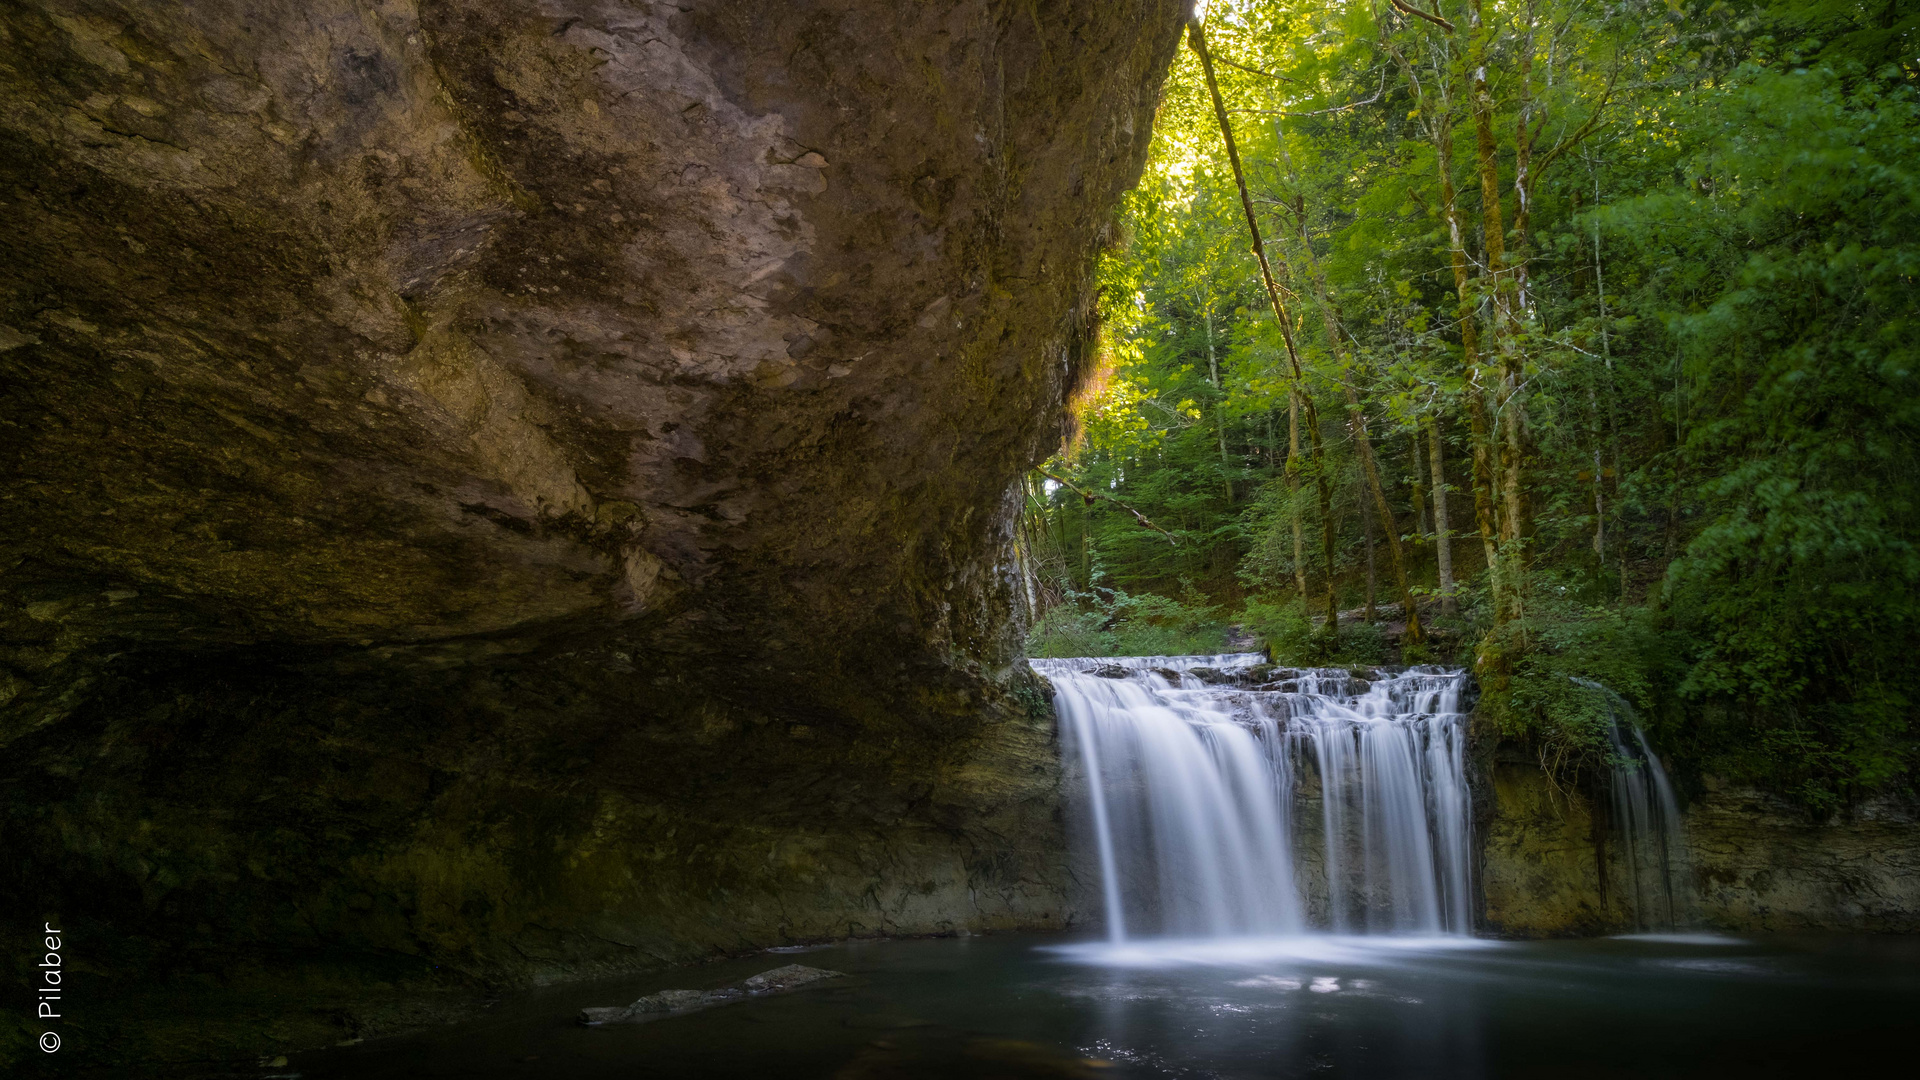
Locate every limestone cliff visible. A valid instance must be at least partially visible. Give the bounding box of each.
[1480,748,1920,936]
[0,0,1185,1066]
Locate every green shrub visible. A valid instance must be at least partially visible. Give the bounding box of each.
[1027,584,1230,658]
[1239,594,1390,667]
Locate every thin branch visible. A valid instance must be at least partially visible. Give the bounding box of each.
[1141,397,1202,428]
[1390,0,1456,33]
[1405,183,1434,219]
[1185,21,1308,386]
[1037,469,1178,545]
[1215,54,1297,83]
[1231,66,1391,120]
[1535,55,1623,175]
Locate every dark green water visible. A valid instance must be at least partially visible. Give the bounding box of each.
[296,933,1920,1078]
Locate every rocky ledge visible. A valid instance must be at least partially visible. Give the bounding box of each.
[1479,746,1920,936]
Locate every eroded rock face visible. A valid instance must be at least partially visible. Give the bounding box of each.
[0,0,1184,1064]
[2,0,1178,683]
[1480,753,1920,936]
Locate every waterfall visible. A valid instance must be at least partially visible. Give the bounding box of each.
[1034,654,1475,939]
[1581,679,1692,931]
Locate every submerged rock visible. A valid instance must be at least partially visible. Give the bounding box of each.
[744,963,841,992]
[580,964,843,1025]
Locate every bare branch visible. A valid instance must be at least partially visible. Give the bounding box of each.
[1037,469,1178,545]
[1215,54,1297,83]
[1229,67,1390,119]
[1535,56,1622,175]
[1390,0,1456,33]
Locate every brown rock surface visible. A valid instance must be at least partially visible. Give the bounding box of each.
[0,0,1184,1066]
[1480,751,1920,936]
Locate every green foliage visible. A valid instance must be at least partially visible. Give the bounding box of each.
[1595,45,1920,805]
[1022,0,1920,804]
[1028,586,1232,658]
[1480,583,1682,776]
[1240,595,1391,666]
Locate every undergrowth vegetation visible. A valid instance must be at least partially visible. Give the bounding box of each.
[1027,585,1231,658]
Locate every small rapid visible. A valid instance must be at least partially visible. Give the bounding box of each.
[1032,654,1476,941]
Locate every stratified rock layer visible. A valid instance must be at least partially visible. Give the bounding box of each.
[1480,751,1920,936]
[0,0,1184,1065]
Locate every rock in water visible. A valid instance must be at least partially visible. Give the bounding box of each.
[742,964,840,993]
[581,965,843,1025]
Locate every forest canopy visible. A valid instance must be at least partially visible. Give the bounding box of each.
[1018,0,1920,807]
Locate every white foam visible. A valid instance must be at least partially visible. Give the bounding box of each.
[1040,934,1506,969]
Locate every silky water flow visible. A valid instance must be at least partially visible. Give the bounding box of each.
[1033,655,1476,941]
[1581,678,1694,932]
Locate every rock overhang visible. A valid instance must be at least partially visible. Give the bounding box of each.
[2,0,1185,711]
[0,2,1185,1061]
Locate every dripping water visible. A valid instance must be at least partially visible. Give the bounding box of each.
[1034,654,1475,939]
[1579,678,1692,931]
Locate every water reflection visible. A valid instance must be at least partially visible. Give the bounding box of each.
[298,933,1920,1079]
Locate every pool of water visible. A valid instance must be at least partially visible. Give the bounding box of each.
[295,932,1920,1078]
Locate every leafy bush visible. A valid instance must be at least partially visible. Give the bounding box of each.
[1239,595,1390,667]
[1471,576,1683,780]
[1028,585,1231,658]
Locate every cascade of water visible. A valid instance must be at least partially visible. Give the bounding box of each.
[1035,654,1475,939]
[1582,680,1691,931]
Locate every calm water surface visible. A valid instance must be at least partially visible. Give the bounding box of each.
[296,932,1920,1078]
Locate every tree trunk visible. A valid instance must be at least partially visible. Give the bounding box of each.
[1434,100,1504,612]
[1188,20,1338,631]
[1511,4,1538,316]
[1592,444,1606,557]
[1409,428,1429,536]
[1204,308,1232,502]
[1428,416,1456,614]
[1472,0,1533,620]
[1316,408,1341,634]
[1380,8,1495,623]
[1288,389,1309,607]
[1346,384,1419,638]
[1360,469,1378,622]
[1469,1,1509,320]
[1500,397,1533,594]
[1283,193,1427,645]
